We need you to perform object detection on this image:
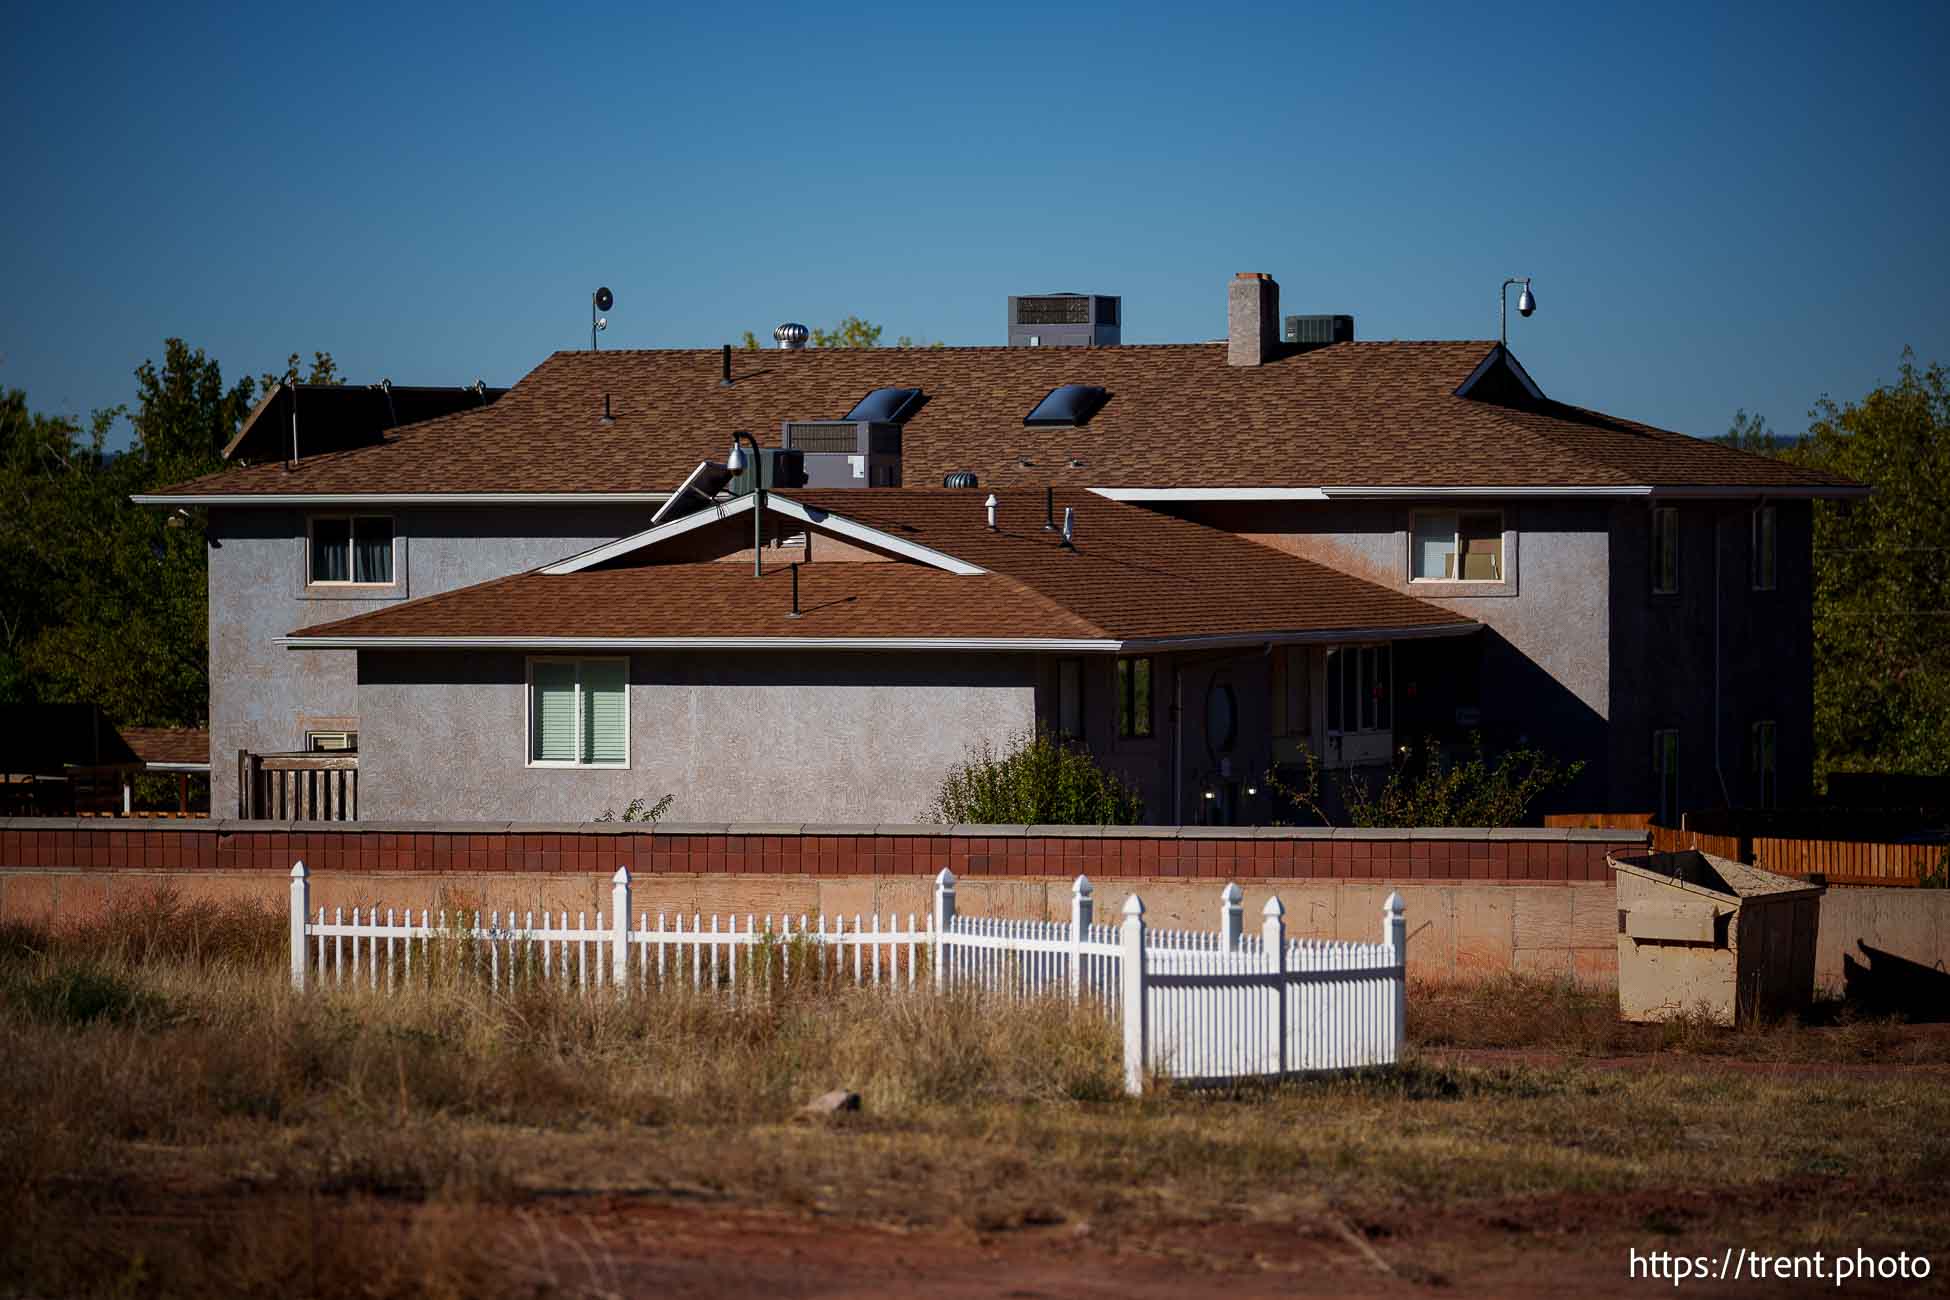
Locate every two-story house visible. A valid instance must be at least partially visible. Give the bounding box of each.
[136,273,1860,825]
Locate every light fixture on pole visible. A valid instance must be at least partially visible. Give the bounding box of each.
[726,430,764,578]
[1500,277,1535,347]
[592,286,614,351]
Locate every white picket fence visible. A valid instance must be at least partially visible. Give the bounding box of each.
[288,862,1406,1093]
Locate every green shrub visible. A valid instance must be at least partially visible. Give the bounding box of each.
[1268,732,1584,828]
[926,729,1143,825]
[12,964,166,1027]
[595,793,674,824]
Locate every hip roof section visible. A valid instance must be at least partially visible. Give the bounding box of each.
[146,342,1858,500]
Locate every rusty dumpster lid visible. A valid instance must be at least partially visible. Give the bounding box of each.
[1607,849,1825,904]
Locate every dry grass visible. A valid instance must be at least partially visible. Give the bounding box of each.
[4,889,1948,1296]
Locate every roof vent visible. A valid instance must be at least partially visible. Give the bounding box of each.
[944,471,979,488]
[1008,294,1120,347]
[1282,314,1355,349]
[844,387,923,422]
[774,322,810,350]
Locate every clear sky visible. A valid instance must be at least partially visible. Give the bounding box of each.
[4,2,1945,447]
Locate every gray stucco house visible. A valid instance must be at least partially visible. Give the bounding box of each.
[138,272,1861,825]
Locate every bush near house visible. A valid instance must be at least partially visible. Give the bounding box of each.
[1268,733,1584,828]
[926,730,1143,826]
[594,794,674,824]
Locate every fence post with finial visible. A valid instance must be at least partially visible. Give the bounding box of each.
[611,867,632,990]
[1069,874,1093,1001]
[1219,881,1243,950]
[1120,893,1148,1095]
[1263,895,1288,1075]
[1383,891,1406,1063]
[289,861,309,992]
[932,868,957,994]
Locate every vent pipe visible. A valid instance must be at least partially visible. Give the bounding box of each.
[720,344,732,387]
[1043,486,1056,531]
[1061,506,1075,549]
[985,493,997,531]
[774,322,809,350]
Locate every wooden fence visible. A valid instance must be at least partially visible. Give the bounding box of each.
[288,864,1407,1094]
[1546,813,1943,887]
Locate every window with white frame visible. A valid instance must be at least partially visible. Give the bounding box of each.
[309,515,394,585]
[1411,510,1503,582]
[1751,720,1777,809]
[1652,507,1679,595]
[1654,728,1680,824]
[1751,505,1777,591]
[528,658,629,767]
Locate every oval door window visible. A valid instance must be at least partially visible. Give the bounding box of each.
[1205,680,1238,754]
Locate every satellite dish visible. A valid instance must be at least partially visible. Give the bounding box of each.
[594,287,614,312]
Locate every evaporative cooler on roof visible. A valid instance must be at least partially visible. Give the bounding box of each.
[1024,385,1109,426]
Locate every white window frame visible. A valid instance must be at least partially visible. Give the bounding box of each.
[525,656,631,770]
[1409,509,1505,584]
[306,514,397,587]
[1651,507,1680,595]
[1751,504,1777,592]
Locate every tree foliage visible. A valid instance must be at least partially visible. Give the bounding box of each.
[926,730,1144,826]
[1266,734,1584,828]
[0,341,334,729]
[1783,351,1950,779]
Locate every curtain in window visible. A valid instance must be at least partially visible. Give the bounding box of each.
[580,661,628,765]
[310,519,351,582]
[531,662,579,763]
[353,518,393,583]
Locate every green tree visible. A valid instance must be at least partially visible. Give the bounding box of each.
[1718,407,1779,455]
[1786,350,1950,779]
[739,317,940,349]
[926,730,1144,825]
[1266,734,1584,828]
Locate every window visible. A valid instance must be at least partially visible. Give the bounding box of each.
[1325,644,1392,734]
[1271,646,1310,737]
[1751,505,1777,591]
[1411,511,1503,581]
[1116,657,1153,739]
[309,516,394,585]
[1055,658,1083,739]
[528,658,628,767]
[306,731,357,753]
[1751,721,1778,809]
[1654,728,1680,824]
[1652,507,1679,595]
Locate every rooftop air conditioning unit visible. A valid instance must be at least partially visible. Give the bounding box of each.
[780,421,901,488]
[1008,294,1120,347]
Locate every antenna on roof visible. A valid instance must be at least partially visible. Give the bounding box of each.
[591,286,614,351]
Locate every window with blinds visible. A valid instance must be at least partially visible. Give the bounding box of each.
[528,658,629,767]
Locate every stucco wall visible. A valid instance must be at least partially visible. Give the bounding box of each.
[1155,500,1613,808]
[355,650,1040,822]
[1606,500,1815,818]
[208,505,655,814]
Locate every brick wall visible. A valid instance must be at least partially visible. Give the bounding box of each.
[0,819,1642,881]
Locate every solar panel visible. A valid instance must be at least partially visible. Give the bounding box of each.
[843,387,923,423]
[1024,385,1109,426]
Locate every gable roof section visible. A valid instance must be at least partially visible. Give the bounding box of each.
[140,341,1859,502]
[285,489,1476,650]
[223,382,508,463]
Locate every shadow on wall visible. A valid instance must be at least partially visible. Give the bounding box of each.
[1842,941,1950,1022]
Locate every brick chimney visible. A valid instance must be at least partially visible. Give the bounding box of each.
[1228,272,1280,366]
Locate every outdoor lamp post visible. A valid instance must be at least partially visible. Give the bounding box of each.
[725,431,765,578]
[1500,276,1536,346]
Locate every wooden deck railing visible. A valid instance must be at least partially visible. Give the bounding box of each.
[1548,812,1944,887]
[238,751,358,821]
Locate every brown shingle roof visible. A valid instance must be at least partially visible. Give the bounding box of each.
[149,342,1855,498]
[289,490,1474,645]
[119,727,211,767]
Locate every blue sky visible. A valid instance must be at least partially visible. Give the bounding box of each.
[4,2,1945,447]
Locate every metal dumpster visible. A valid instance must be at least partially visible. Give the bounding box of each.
[1610,850,1824,1025]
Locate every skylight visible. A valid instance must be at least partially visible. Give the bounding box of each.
[1024,385,1109,426]
[844,387,923,423]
